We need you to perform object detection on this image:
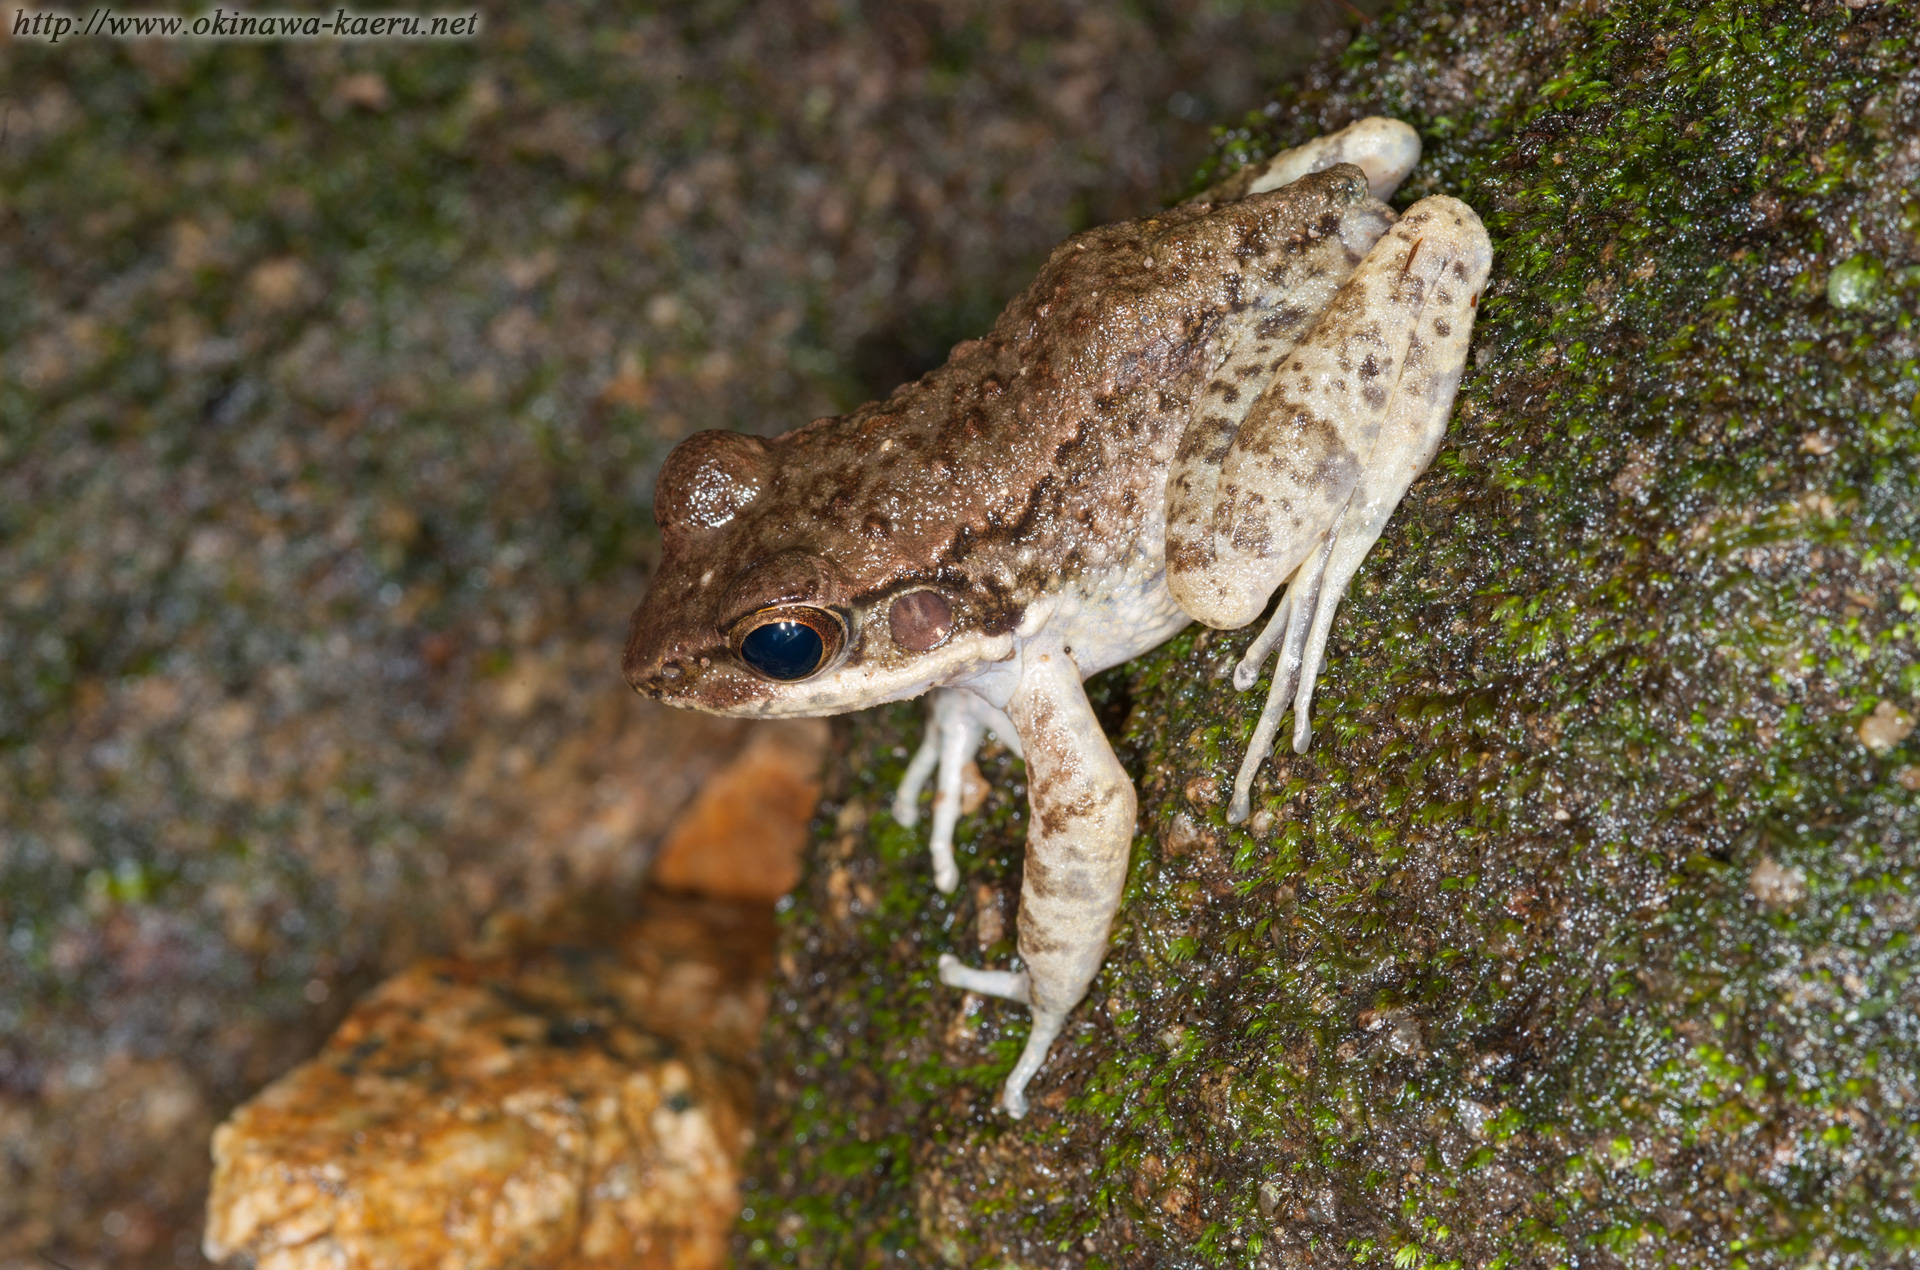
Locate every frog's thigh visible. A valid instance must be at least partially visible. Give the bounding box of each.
[1169,195,1490,632]
[1163,202,1395,611]
[1165,339,1371,632]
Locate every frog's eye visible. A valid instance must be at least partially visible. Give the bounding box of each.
[732,607,845,682]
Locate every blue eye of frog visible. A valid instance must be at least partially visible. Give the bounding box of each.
[737,610,836,680]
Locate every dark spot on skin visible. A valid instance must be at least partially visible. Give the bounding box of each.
[1219,384,1240,403]
[861,513,891,539]
[1036,790,1096,840]
[973,575,1023,636]
[1016,907,1066,956]
[1175,415,1234,464]
[1003,474,1057,541]
[1050,424,1090,470]
[1435,318,1452,338]
[1165,537,1211,573]
[936,523,977,568]
[1363,383,1388,411]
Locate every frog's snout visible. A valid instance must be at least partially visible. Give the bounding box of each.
[623,653,685,698]
[621,593,698,699]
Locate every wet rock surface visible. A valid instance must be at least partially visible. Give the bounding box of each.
[652,720,831,904]
[745,3,1920,1268]
[200,717,825,1269]
[203,892,772,1270]
[1,3,1364,1265]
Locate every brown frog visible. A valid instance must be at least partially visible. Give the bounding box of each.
[624,117,1492,1116]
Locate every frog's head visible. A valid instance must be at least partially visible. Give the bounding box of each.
[623,428,1008,717]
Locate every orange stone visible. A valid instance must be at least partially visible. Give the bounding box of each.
[205,894,772,1270]
[649,719,827,903]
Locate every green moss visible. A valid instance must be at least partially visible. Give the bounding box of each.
[745,1,1920,1267]
[1827,253,1886,309]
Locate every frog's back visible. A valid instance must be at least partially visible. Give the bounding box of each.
[758,165,1383,651]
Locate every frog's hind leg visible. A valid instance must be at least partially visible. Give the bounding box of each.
[1223,197,1492,822]
[894,689,1021,894]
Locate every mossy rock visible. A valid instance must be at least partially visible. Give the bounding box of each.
[741,1,1920,1266]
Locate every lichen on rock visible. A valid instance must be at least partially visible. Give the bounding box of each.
[742,2,1920,1266]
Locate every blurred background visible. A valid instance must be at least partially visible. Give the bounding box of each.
[0,1,1373,1264]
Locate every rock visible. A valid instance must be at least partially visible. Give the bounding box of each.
[204,894,771,1270]
[742,3,1920,1266]
[650,719,829,903]
[1858,698,1915,754]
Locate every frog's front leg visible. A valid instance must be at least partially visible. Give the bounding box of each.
[1168,197,1494,822]
[894,688,1022,893]
[935,641,1135,1118]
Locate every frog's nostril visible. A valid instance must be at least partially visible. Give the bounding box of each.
[659,663,684,681]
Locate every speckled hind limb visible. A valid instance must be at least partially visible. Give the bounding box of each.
[1221,197,1494,823]
[936,641,1135,1117]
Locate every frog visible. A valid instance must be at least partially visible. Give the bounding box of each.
[623,116,1492,1117]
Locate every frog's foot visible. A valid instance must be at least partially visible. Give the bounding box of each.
[894,689,1021,893]
[1227,533,1335,824]
[937,954,1062,1119]
[998,1006,1068,1119]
